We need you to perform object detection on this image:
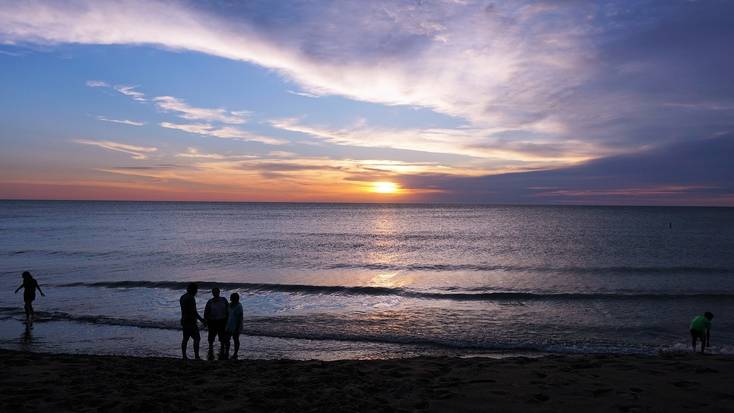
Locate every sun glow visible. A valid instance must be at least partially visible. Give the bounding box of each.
[372,181,399,194]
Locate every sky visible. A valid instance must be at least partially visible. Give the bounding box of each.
[0,0,733,205]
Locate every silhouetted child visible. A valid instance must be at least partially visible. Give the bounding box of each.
[690,311,714,353]
[224,292,243,360]
[14,271,45,323]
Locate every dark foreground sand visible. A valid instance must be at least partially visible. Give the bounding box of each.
[1,350,733,412]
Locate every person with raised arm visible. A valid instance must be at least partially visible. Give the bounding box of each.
[15,271,45,324]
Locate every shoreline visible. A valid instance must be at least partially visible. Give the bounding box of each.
[2,349,733,412]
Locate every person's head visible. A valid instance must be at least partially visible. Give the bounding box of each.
[212,287,220,298]
[186,282,198,295]
[21,271,33,282]
[230,292,240,305]
[704,311,714,320]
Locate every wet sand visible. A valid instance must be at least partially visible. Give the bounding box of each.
[1,350,733,412]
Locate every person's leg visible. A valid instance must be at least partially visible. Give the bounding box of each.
[23,300,32,322]
[222,332,230,360]
[192,328,201,360]
[182,331,190,359]
[232,332,240,359]
[218,322,227,359]
[691,331,696,352]
[207,322,216,359]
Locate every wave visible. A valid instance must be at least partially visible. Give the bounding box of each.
[325,263,734,274]
[55,280,734,301]
[2,307,731,356]
[4,246,732,276]
[0,308,655,355]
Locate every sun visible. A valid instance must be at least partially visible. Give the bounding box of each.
[372,181,399,194]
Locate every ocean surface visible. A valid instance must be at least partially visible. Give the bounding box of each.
[1,200,733,359]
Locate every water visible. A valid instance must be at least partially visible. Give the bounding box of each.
[1,200,733,359]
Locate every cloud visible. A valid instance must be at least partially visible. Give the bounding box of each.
[87,82,275,144]
[160,122,285,145]
[287,90,320,98]
[4,0,733,161]
[73,139,157,160]
[268,151,297,158]
[270,117,606,166]
[113,85,145,101]
[97,116,145,126]
[154,96,249,124]
[97,152,474,198]
[175,147,255,160]
[85,80,146,101]
[0,49,25,56]
[397,134,734,205]
[3,0,734,204]
[0,1,589,125]
[85,80,109,88]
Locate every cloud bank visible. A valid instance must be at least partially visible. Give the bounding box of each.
[2,0,733,203]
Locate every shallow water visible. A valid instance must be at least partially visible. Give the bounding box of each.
[1,201,733,358]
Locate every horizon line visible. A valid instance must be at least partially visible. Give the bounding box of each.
[1,198,732,209]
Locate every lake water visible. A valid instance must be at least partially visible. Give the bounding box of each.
[1,201,733,359]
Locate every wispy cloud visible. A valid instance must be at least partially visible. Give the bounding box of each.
[85,80,145,101]
[154,96,249,124]
[160,122,285,145]
[73,139,157,160]
[0,0,587,126]
[86,81,277,144]
[113,85,146,102]
[175,147,255,160]
[287,90,320,98]
[99,154,473,200]
[97,116,145,126]
[4,0,734,204]
[9,0,732,167]
[85,80,109,88]
[268,151,297,158]
[662,102,734,111]
[0,49,24,56]
[270,117,604,165]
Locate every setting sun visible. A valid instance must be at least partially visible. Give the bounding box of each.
[372,181,399,194]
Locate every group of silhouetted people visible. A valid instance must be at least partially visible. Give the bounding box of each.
[179,282,243,360]
[12,271,718,358]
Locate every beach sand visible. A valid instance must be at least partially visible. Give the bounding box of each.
[1,350,733,412]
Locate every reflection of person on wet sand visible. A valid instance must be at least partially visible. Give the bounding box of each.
[20,324,33,350]
[14,271,45,324]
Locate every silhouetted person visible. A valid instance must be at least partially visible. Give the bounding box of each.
[690,311,714,353]
[224,292,243,360]
[14,271,44,324]
[180,282,205,360]
[204,287,229,360]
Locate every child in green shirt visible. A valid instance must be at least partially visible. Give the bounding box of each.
[690,312,714,353]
